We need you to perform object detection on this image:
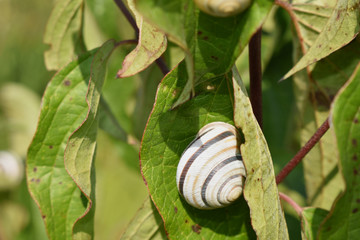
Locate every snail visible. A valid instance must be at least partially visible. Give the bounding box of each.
[176,122,246,209]
[193,0,252,17]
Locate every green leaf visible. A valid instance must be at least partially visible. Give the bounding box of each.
[140,61,255,239]
[135,0,273,106]
[300,207,328,240]
[318,63,360,239]
[64,40,116,240]
[27,49,97,240]
[44,0,86,70]
[283,0,360,79]
[120,197,167,240]
[117,0,167,78]
[232,68,289,240]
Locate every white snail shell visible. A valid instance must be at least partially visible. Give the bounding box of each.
[193,0,252,17]
[176,122,246,209]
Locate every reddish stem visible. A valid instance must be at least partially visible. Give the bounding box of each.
[276,118,330,184]
[249,29,263,128]
[279,192,303,216]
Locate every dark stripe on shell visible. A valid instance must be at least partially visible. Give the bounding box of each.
[181,128,214,155]
[201,155,242,207]
[179,131,234,196]
[217,174,242,204]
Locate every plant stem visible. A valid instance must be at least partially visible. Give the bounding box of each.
[279,192,302,216]
[249,29,263,128]
[276,117,330,184]
[113,0,169,75]
[113,0,139,36]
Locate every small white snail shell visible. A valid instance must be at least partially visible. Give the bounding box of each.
[176,122,246,209]
[193,0,252,17]
[0,151,23,190]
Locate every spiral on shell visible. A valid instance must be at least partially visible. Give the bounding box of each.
[176,122,246,209]
[193,0,252,17]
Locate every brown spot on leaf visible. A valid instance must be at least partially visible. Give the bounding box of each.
[197,31,202,35]
[191,224,202,234]
[36,179,41,183]
[49,145,53,149]
[203,36,209,40]
[33,167,37,172]
[211,56,218,61]
[31,178,35,182]
[64,80,71,86]
[354,118,359,124]
[174,207,178,213]
[352,139,357,147]
[352,208,358,213]
[336,12,341,20]
[353,154,358,161]
[354,169,358,175]
[185,219,188,224]
[318,44,322,48]
[59,181,62,185]
[172,89,179,97]
[356,199,360,203]
[252,168,254,173]
[42,215,46,219]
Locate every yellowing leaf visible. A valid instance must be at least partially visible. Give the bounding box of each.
[283,0,360,79]
[117,0,167,78]
[232,68,289,240]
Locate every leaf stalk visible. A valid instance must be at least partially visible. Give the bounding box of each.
[276,118,330,184]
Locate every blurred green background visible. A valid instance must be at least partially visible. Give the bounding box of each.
[0,0,304,239]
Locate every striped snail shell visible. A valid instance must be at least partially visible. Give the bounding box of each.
[176,122,246,209]
[193,0,252,17]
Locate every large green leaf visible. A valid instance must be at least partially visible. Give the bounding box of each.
[140,61,255,239]
[117,0,167,78]
[283,0,360,79]
[44,0,86,70]
[232,68,289,239]
[64,40,116,239]
[317,63,360,239]
[27,49,97,240]
[135,0,273,106]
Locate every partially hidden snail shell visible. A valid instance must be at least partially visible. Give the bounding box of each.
[176,122,246,209]
[193,0,252,17]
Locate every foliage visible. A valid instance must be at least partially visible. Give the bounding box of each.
[0,0,359,239]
